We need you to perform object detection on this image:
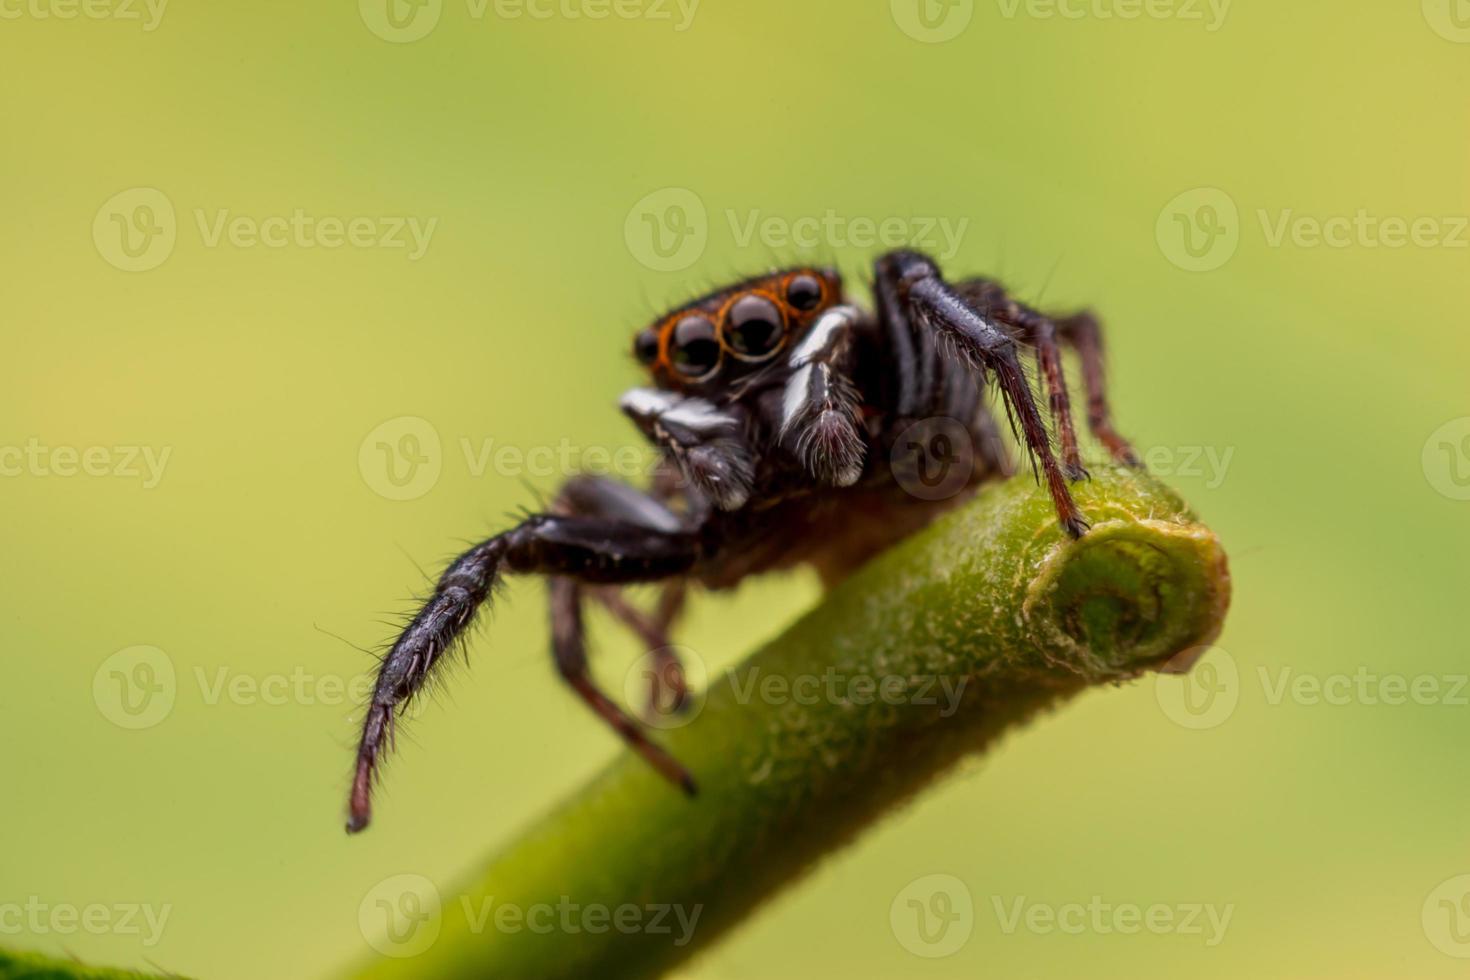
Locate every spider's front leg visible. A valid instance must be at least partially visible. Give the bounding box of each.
[952,278,1088,480]
[1055,309,1141,467]
[876,250,1089,538]
[347,495,700,834]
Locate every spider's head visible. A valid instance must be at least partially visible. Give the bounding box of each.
[632,266,844,395]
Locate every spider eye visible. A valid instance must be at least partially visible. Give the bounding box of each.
[634,330,660,366]
[670,315,722,380]
[723,294,787,361]
[785,274,824,312]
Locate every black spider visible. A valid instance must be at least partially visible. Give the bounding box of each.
[346,249,1138,833]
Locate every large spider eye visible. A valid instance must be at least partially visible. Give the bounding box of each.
[670,315,722,380]
[723,294,787,361]
[785,274,824,312]
[634,329,660,366]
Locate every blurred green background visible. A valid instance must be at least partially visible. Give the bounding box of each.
[3,0,1469,976]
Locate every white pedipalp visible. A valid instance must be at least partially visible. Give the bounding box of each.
[661,399,738,433]
[789,304,861,368]
[619,387,681,420]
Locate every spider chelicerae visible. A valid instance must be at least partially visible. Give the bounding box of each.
[346,248,1138,833]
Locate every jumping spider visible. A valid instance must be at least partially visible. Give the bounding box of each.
[346,249,1138,833]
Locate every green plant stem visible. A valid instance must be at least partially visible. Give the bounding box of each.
[349,466,1230,979]
[0,948,172,980]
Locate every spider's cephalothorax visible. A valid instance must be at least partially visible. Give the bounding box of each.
[346,249,1139,833]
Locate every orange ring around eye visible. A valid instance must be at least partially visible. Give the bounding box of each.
[781,271,828,313]
[717,290,789,363]
[666,313,723,382]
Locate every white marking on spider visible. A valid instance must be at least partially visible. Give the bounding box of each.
[781,364,816,433]
[789,305,861,368]
[662,399,738,433]
[619,387,680,419]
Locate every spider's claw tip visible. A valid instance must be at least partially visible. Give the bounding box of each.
[680,772,699,797]
[346,807,371,835]
[1064,463,1090,483]
[1061,514,1091,539]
